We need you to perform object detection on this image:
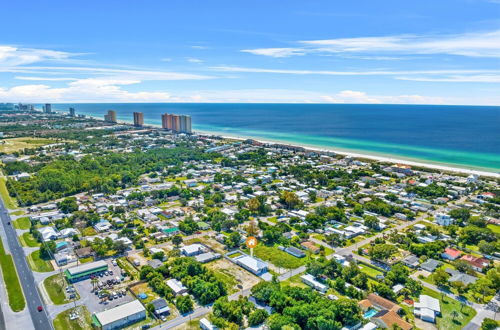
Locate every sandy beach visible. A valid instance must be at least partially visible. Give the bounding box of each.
[80,113,500,178]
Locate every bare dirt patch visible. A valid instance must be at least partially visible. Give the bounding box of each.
[206,258,261,291]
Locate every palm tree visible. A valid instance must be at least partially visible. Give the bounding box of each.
[451,310,459,321]
[91,277,99,291]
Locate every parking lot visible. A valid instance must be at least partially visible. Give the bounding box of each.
[72,259,134,314]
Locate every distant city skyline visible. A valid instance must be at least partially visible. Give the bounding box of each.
[0,0,499,105]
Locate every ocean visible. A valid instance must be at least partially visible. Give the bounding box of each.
[46,103,500,172]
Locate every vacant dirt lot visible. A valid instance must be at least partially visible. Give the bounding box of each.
[206,258,261,291]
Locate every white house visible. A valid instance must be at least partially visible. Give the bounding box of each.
[38,226,59,241]
[435,213,453,226]
[414,295,440,323]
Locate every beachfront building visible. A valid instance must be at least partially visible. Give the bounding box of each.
[160,113,192,133]
[133,112,144,127]
[92,300,146,330]
[64,260,108,283]
[104,110,117,123]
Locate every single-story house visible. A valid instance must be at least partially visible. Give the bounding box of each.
[150,298,170,317]
[445,268,478,285]
[300,241,320,254]
[402,255,420,268]
[414,295,441,323]
[372,310,412,330]
[441,247,462,261]
[358,293,401,313]
[420,259,441,272]
[166,278,188,296]
[459,255,490,272]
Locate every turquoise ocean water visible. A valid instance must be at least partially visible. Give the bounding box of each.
[46,103,500,172]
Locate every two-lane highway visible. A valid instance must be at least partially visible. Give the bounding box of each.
[0,197,52,330]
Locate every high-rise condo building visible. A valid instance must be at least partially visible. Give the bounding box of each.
[133,112,144,127]
[161,113,173,130]
[44,103,52,113]
[104,110,117,123]
[161,113,192,133]
[69,107,76,117]
[184,115,192,133]
[173,115,181,132]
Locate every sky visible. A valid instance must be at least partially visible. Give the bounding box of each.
[0,0,499,104]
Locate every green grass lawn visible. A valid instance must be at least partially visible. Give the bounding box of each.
[212,268,238,294]
[53,306,93,330]
[79,257,94,263]
[117,257,139,278]
[81,227,97,236]
[19,232,40,247]
[0,238,26,312]
[487,224,500,235]
[0,176,17,209]
[10,210,25,216]
[252,244,307,269]
[358,263,385,278]
[282,273,308,288]
[27,250,54,272]
[421,287,476,330]
[44,274,79,305]
[13,216,31,230]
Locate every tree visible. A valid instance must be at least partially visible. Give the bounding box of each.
[449,208,470,223]
[478,240,496,255]
[39,241,56,259]
[451,281,467,295]
[481,318,499,330]
[280,191,301,209]
[57,197,78,214]
[176,295,193,314]
[248,309,268,326]
[246,220,259,237]
[433,268,450,287]
[451,310,459,321]
[247,198,261,213]
[225,232,242,249]
[113,240,128,254]
[172,235,183,248]
[363,215,379,230]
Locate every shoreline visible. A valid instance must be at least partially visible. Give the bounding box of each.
[78,112,500,178]
[195,130,500,178]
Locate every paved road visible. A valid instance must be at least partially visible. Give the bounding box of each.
[0,197,52,330]
[154,288,252,329]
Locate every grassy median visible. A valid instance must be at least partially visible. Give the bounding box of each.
[13,216,31,230]
[19,232,40,247]
[53,305,92,330]
[0,176,17,209]
[44,273,79,305]
[0,238,26,311]
[27,249,54,272]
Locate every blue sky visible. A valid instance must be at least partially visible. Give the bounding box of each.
[0,0,499,104]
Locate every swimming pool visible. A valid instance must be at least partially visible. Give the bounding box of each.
[363,309,378,319]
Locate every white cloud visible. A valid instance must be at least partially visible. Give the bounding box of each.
[396,74,500,83]
[211,66,500,82]
[1,65,214,80]
[186,57,204,64]
[243,30,500,58]
[15,76,78,81]
[0,46,73,66]
[191,45,208,50]
[0,79,171,103]
[241,47,306,58]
